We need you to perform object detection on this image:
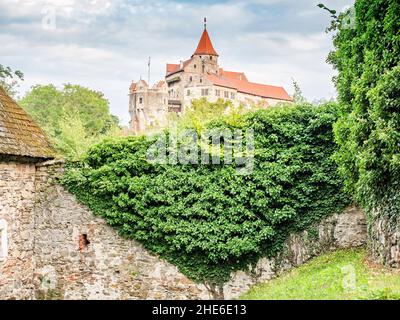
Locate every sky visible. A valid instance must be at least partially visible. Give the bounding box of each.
[0,0,354,125]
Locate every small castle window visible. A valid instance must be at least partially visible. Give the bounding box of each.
[0,219,8,261]
[210,56,212,60]
[194,64,197,69]
[200,78,203,84]
[189,76,193,82]
[139,97,143,104]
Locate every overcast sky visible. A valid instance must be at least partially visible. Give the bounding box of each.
[0,0,354,125]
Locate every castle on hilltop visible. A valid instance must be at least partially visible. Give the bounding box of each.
[129,19,293,133]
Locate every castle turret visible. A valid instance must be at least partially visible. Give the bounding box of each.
[191,18,219,75]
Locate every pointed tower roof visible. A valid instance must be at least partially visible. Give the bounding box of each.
[192,19,218,57]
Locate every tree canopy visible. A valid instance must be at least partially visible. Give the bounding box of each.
[19,84,120,160]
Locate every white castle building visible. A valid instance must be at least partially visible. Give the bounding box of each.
[129,21,293,133]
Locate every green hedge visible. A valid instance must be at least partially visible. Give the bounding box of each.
[62,103,349,286]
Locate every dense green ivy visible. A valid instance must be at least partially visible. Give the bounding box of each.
[328,0,400,220]
[62,103,349,285]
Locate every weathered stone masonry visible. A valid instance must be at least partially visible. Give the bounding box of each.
[0,159,368,299]
[0,161,36,299]
[32,161,209,300]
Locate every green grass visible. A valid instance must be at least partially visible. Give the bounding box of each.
[240,248,400,300]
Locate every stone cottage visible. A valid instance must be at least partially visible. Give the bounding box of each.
[0,86,368,300]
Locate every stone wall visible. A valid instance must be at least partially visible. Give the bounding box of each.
[0,159,368,300]
[33,161,210,300]
[223,207,367,299]
[0,161,36,299]
[368,205,400,269]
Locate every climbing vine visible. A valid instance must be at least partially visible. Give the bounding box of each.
[327,0,400,231]
[62,103,349,286]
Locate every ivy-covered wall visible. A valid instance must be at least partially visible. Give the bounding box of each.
[328,0,400,266]
[62,103,351,289]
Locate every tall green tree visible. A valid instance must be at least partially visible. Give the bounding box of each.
[19,84,121,160]
[325,0,400,264]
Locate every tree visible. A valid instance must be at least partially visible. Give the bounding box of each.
[324,0,400,265]
[291,78,306,103]
[0,64,24,97]
[19,84,121,159]
[171,98,259,134]
[53,111,97,161]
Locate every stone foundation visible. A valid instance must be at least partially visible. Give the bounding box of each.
[0,161,36,299]
[368,205,400,269]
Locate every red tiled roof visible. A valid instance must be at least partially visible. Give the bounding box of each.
[166,63,180,75]
[130,80,149,93]
[207,74,293,101]
[153,80,166,88]
[219,69,248,82]
[166,59,193,76]
[192,29,218,57]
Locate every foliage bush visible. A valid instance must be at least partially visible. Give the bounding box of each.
[327,1,400,226]
[62,102,349,286]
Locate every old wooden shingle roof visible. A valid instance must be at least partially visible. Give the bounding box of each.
[0,86,55,159]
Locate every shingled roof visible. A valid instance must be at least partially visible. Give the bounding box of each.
[0,86,55,160]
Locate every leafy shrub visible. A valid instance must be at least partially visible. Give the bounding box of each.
[62,103,349,287]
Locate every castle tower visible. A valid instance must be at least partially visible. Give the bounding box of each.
[191,18,219,75]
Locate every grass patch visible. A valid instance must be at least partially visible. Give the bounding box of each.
[240,248,400,300]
